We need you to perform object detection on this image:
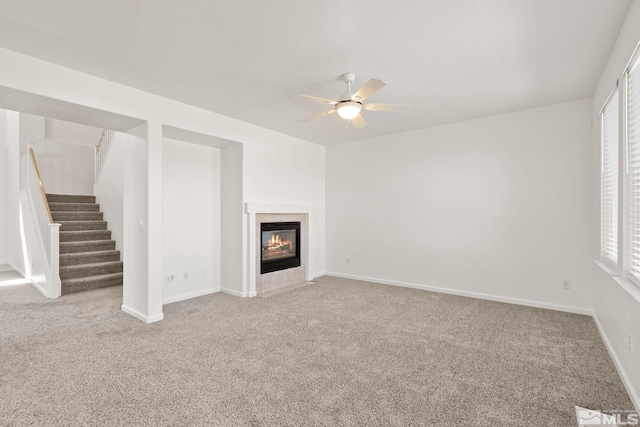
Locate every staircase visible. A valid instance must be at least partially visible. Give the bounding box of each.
[46,194,123,295]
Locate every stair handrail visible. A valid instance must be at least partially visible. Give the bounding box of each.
[29,148,54,224]
[95,129,115,184]
[24,146,61,298]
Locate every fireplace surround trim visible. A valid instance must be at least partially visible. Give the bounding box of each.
[245,203,312,297]
[245,203,311,215]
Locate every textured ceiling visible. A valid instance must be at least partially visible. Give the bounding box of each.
[0,0,632,145]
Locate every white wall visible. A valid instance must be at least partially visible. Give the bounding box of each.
[94,132,125,254]
[0,110,53,293]
[0,111,8,264]
[221,143,243,294]
[45,118,102,147]
[121,123,155,321]
[327,98,593,313]
[5,112,42,274]
[33,140,94,195]
[162,137,220,304]
[243,137,326,279]
[19,113,44,153]
[592,0,640,411]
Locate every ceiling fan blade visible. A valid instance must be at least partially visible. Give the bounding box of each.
[294,94,337,105]
[350,114,367,129]
[352,79,385,102]
[298,109,336,122]
[364,103,414,113]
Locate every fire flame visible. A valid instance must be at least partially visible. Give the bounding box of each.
[263,233,294,258]
[269,234,282,246]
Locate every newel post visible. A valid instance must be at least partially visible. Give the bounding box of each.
[49,223,61,298]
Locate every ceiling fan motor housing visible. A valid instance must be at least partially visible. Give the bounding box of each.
[335,100,362,120]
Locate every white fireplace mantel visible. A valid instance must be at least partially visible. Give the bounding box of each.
[244,202,313,297]
[245,202,311,214]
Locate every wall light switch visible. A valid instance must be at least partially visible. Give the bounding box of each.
[139,221,144,231]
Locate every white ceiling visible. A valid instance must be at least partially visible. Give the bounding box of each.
[0,0,632,145]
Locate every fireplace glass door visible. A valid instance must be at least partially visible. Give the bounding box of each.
[261,222,301,274]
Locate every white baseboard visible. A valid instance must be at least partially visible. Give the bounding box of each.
[7,262,26,277]
[121,304,164,323]
[162,288,220,305]
[31,280,49,298]
[325,272,592,316]
[593,315,640,412]
[29,277,57,300]
[9,262,50,298]
[220,287,244,297]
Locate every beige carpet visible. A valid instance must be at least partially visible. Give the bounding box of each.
[0,275,633,426]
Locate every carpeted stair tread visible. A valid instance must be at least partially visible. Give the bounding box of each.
[46,193,96,204]
[52,211,104,221]
[60,250,121,267]
[59,240,116,254]
[49,202,100,212]
[61,272,123,295]
[60,230,111,242]
[58,221,108,231]
[60,261,123,280]
[50,193,123,295]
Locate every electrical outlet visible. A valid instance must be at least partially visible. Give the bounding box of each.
[629,334,633,353]
[166,274,174,283]
[202,270,207,278]
[562,280,571,290]
[184,272,189,280]
[346,258,351,264]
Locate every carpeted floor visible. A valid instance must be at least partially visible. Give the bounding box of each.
[0,275,634,426]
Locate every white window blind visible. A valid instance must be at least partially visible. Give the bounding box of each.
[601,89,619,265]
[628,58,640,280]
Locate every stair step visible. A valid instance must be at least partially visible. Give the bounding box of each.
[60,261,123,280]
[60,230,111,242]
[59,240,116,254]
[46,194,96,204]
[62,272,123,295]
[60,250,120,267]
[58,221,108,232]
[52,211,104,221]
[49,202,100,212]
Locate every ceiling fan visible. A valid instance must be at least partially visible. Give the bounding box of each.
[295,73,414,129]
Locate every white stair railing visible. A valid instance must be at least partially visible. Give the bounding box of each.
[22,146,61,298]
[95,129,115,183]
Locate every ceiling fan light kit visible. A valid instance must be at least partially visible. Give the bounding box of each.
[295,72,414,128]
[336,101,362,120]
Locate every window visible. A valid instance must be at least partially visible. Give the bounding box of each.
[600,41,640,289]
[627,55,640,281]
[601,89,619,265]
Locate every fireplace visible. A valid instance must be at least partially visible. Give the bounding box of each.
[261,222,301,274]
